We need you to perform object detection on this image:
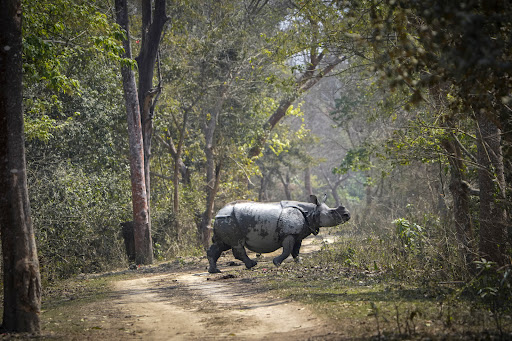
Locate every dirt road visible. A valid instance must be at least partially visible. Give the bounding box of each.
[109,235,340,340]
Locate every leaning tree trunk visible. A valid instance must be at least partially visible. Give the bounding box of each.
[0,0,42,332]
[115,0,153,265]
[476,113,508,265]
[199,160,222,249]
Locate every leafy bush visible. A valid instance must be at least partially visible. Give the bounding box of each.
[469,259,512,335]
[393,218,425,254]
[29,163,131,282]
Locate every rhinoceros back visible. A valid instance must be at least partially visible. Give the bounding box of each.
[226,202,279,252]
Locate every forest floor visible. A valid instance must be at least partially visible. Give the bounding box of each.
[3,233,511,340]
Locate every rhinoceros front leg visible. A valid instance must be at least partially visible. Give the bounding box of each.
[232,244,257,269]
[273,235,295,266]
[291,240,302,263]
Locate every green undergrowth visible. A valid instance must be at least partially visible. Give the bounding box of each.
[236,246,512,340]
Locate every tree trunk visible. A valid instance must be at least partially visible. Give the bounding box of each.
[476,113,508,265]
[440,134,475,265]
[198,90,226,249]
[137,0,168,233]
[279,170,292,200]
[322,168,347,207]
[199,161,222,249]
[0,0,42,332]
[258,167,270,202]
[304,167,313,199]
[115,0,153,265]
[172,109,188,238]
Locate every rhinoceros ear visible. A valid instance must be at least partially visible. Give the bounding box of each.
[309,194,319,206]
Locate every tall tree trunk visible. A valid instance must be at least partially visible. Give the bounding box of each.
[198,91,226,249]
[430,84,475,265]
[440,134,475,265]
[476,113,508,265]
[171,110,188,238]
[199,161,222,249]
[115,0,153,265]
[137,0,168,233]
[157,125,190,239]
[0,0,42,332]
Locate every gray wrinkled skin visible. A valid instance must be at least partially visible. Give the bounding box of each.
[207,195,350,273]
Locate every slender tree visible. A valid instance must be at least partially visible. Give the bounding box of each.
[199,86,227,248]
[115,0,152,264]
[0,0,42,332]
[137,0,168,222]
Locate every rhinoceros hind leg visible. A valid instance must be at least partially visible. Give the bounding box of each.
[273,235,295,266]
[232,246,257,269]
[207,242,229,273]
[292,240,302,263]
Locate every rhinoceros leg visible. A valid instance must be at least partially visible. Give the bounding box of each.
[207,241,230,274]
[232,245,257,269]
[273,235,295,266]
[291,240,302,262]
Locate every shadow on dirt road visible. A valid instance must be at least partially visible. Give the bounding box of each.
[110,234,342,340]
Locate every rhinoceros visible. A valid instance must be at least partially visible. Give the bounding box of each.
[206,195,350,273]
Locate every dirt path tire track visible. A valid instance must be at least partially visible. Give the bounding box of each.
[110,235,341,340]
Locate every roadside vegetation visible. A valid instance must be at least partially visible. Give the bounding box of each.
[237,225,512,340]
[13,227,511,340]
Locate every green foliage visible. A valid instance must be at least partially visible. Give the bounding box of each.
[256,110,317,200]
[30,164,131,282]
[268,105,309,157]
[23,0,125,93]
[321,243,359,268]
[23,0,125,140]
[20,0,135,282]
[392,218,424,253]
[469,260,512,334]
[335,145,373,174]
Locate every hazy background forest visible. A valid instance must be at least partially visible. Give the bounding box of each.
[8,0,511,298]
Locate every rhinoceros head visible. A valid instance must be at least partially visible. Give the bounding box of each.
[308,194,350,229]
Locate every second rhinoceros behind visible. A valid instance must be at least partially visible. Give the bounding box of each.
[207,195,350,273]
